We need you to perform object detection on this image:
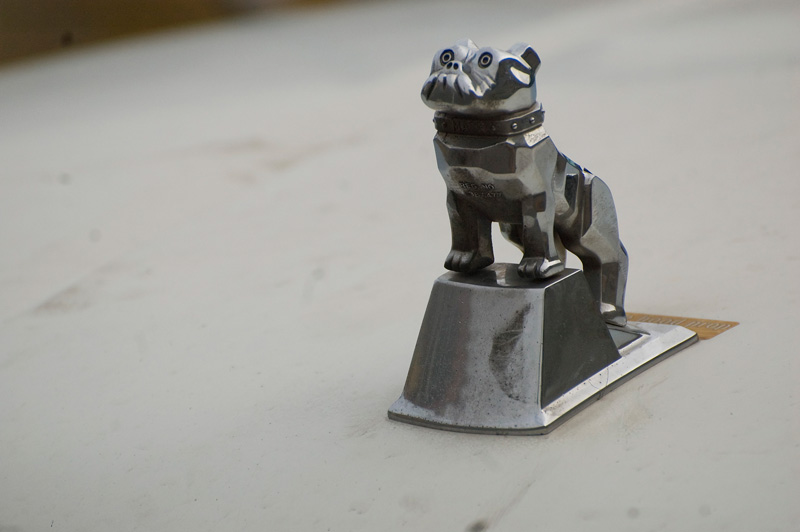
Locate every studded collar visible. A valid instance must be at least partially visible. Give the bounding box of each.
[433,104,544,137]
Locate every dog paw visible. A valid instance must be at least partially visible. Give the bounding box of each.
[445,249,493,273]
[600,303,627,327]
[517,257,564,279]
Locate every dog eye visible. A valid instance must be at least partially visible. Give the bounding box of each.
[440,50,454,65]
[478,52,493,68]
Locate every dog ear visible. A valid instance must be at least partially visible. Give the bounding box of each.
[509,43,541,74]
[453,38,478,51]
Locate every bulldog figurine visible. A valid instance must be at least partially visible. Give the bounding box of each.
[422,39,629,326]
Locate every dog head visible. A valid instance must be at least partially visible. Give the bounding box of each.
[421,39,541,116]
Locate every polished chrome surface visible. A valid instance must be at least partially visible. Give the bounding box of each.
[391,41,699,434]
[421,39,541,116]
[423,40,628,325]
[388,265,698,435]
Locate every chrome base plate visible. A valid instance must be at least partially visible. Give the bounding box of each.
[388,266,698,435]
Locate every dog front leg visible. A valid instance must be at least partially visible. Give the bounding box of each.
[518,192,564,279]
[444,190,494,273]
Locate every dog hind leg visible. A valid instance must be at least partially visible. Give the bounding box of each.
[559,170,628,326]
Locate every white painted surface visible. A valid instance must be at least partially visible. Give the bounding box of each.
[1,0,798,530]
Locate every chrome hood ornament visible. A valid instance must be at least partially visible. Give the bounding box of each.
[388,40,698,435]
[421,38,540,116]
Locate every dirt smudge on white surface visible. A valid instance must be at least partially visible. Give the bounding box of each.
[34,283,93,314]
[32,261,151,315]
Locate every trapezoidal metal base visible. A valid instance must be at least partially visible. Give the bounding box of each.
[388,264,698,435]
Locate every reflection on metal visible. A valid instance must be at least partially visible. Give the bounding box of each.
[421,39,628,326]
[388,41,699,434]
[388,266,697,434]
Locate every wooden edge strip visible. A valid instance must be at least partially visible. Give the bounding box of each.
[627,313,739,341]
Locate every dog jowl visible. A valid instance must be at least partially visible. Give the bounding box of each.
[421,39,629,326]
